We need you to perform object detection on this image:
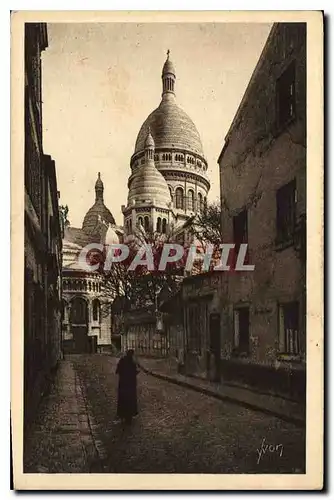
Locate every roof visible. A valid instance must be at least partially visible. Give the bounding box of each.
[134,97,204,157]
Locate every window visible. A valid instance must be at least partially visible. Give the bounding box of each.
[144,216,150,232]
[198,192,203,212]
[276,61,296,130]
[233,209,248,247]
[233,307,250,354]
[138,216,143,227]
[276,180,296,244]
[162,218,167,234]
[92,299,100,322]
[175,187,184,209]
[187,190,195,211]
[278,302,299,354]
[156,217,162,233]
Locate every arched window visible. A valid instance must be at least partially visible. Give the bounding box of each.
[92,299,100,322]
[204,196,207,211]
[129,219,132,232]
[187,189,195,211]
[144,216,150,232]
[138,216,143,227]
[70,297,88,325]
[88,282,91,292]
[175,187,184,209]
[162,218,167,234]
[198,192,203,212]
[156,217,162,233]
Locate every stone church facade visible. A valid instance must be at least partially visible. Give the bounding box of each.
[61,174,122,354]
[120,52,211,355]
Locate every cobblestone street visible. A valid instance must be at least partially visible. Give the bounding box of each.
[72,354,305,474]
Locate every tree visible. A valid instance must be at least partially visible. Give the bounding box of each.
[188,200,222,246]
[102,227,189,308]
[59,204,70,236]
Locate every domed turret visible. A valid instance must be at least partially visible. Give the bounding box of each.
[127,130,171,208]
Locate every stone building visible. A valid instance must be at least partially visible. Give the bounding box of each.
[24,23,62,425]
[62,173,122,354]
[215,22,306,400]
[120,52,210,355]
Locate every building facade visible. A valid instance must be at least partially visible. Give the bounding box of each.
[62,173,122,354]
[216,22,306,399]
[24,23,62,426]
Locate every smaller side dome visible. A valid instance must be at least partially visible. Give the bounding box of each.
[105,225,119,246]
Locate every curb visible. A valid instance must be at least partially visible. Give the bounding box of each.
[138,363,305,428]
[75,368,109,472]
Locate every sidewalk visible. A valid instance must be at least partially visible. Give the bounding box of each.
[137,357,305,427]
[24,360,100,473]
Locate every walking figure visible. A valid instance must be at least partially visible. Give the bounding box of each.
[116,349,139,424]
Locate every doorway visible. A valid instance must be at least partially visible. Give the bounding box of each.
[70,297,89,353]
[209,313,221,382]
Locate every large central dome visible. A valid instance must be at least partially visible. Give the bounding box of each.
[134,95,204,156]
[133,51,204,159]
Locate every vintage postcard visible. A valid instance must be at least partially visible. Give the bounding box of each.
[11,10,323,490]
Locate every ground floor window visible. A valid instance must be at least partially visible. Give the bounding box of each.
[278,301,299,354]
[233,307,250,355]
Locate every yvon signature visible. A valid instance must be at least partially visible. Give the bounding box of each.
[257,438,283,464]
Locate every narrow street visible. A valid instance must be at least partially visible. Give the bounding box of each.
[72,354,305,474]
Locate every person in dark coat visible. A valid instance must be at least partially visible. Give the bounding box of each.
[116,349,139,424]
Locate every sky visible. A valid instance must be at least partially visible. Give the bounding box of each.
[42,22,272,227]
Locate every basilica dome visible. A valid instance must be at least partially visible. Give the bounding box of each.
[133,51,204,159]
[134,97,204,157]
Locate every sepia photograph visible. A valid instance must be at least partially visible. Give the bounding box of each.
[11,10,323,490]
